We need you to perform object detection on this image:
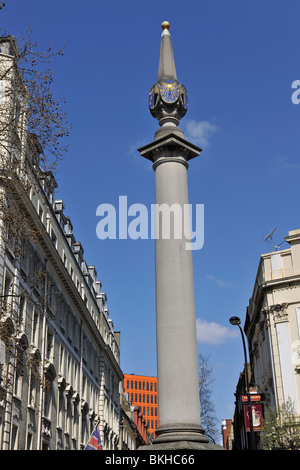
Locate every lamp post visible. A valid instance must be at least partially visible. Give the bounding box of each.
[229,316,255,450]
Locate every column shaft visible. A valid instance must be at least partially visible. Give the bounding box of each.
[154,158,205,441]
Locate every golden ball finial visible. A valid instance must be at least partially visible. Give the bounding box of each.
[161,21,170,31]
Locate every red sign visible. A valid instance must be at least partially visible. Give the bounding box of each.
[242,394,261,402]
[243,402,264,432]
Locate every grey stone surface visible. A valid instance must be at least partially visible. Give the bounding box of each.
[158,24,177,81]
[138,441,224,451]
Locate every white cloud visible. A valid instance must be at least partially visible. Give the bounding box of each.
[126,140,145,159]
[206,274,236,288]
[196,318,239,345]
[183,119,218,147]
[126,140,153,171]
[275,156,300,171]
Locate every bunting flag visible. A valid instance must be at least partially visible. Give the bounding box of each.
[85,422,102,450]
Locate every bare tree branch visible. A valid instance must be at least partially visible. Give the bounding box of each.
[198,352,220,444]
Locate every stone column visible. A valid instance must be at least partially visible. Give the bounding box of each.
[154,157,203,442]
[138,21,223,450]
[139,135,214,448]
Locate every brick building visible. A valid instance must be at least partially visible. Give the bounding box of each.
[221,419,233,450]
[123,374,159,438]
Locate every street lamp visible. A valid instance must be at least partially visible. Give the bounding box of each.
[229,316,255,450]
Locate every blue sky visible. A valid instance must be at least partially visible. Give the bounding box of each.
[3,0,300,440]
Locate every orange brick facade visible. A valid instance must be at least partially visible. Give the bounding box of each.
[124,374,159,438]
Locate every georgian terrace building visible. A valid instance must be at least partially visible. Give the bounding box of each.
[0,35,123,450]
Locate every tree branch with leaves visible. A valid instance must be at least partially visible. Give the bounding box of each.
[0,27,70,393]
[260,398,300,450]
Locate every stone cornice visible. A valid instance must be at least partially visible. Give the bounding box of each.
[259,274,300,293]
[138,133,202,165]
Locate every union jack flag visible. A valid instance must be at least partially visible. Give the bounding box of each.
[85,422,102,450]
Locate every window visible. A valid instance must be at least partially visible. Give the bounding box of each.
[58,389,65,429]
[28,371,38,408]
[50,228,57,248]
[32,311,39,346]
[46,329,53,360]
[14,363,23,398]
[38,203,44,222]
[63,251,67,268]
[26,433,33,450]
[66,395,73,436]
[3,274,12,309]
[11,425,18,450]
[18,295,25,328]
[271,253,281,271]
[44,387,52,419]
[59,345,64,375]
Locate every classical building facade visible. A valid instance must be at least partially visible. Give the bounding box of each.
[230,231,300,449]
[0,36,123,450]
[244,229,300,430]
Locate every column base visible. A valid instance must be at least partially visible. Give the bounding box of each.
[138,423,224,451]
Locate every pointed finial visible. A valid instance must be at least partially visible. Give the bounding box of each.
[158,21,177,81]
[148,21,188,140]
[161,21,170,31]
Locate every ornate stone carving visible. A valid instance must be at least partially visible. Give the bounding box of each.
[262,303,289,323]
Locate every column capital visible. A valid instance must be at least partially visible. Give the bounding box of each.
[138,133,201,169]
